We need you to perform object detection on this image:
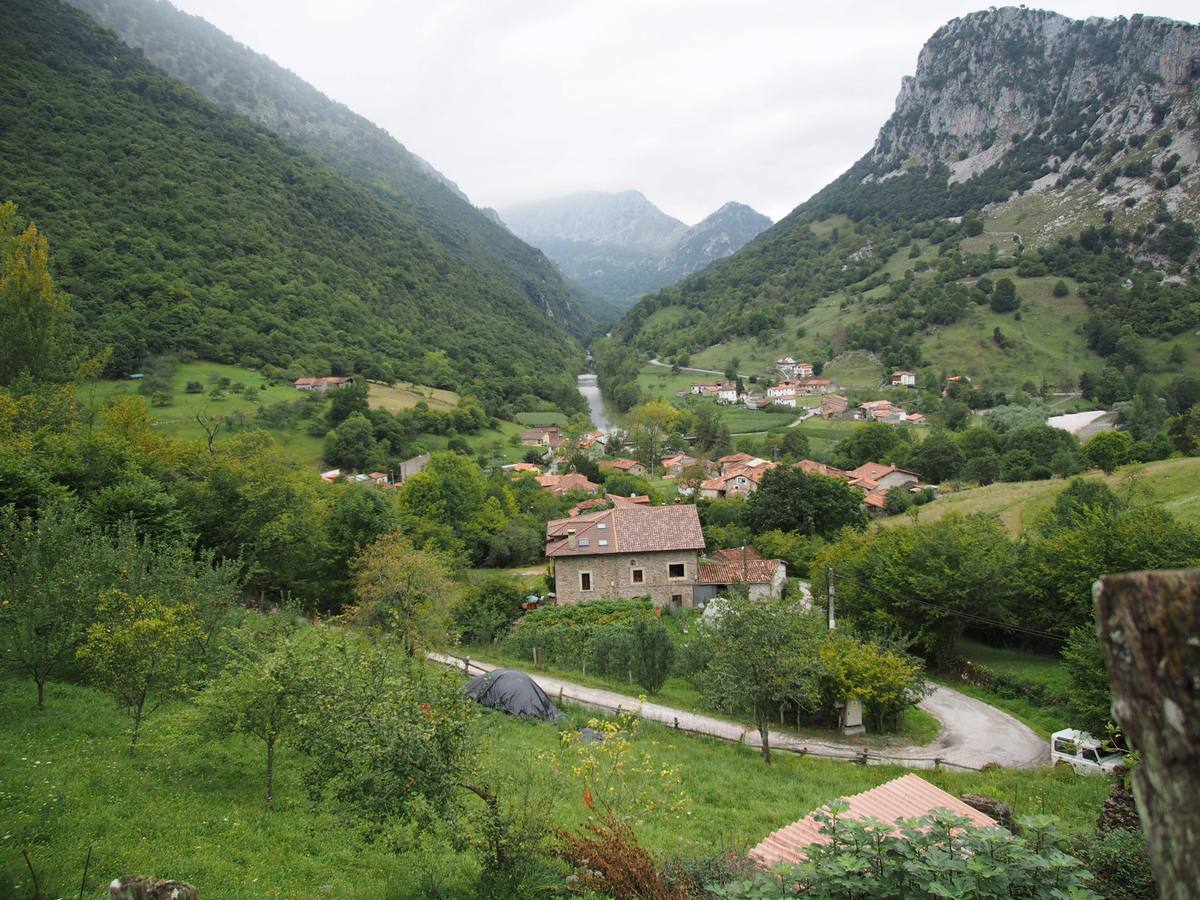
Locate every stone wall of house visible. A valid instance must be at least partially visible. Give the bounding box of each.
[553,550,700,608]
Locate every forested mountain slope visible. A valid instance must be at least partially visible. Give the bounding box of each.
[0,0,584,413]
[503,191,771,315]
[608,8,1199,398]
[65,0,594,339]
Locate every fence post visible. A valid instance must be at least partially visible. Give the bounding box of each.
[463,656,469,674]
[934,756,942,771]
[559,687,564,705]
[859,749,869,766]
[674,717,679,730]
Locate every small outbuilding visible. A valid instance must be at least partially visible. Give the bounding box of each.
[464,668,560,722]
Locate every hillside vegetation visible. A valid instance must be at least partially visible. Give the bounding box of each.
[605,9,1199,401]
[879,457,1200,533]
[0,0,584,413]
[65,0,596,339]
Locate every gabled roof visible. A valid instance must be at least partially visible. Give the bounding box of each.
[698,547,784,585]
[719,453,753,465]
[600,458,642,471]
[536,473,599,495]
[545,505,705,558]
[749,774,998,869]
[849,462,897,482]
[796,459,849,480]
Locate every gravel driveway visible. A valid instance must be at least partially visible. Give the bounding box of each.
[431,654,1047,770]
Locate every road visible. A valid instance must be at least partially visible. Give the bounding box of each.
[430,653,1047,770]
[649,357,751,379]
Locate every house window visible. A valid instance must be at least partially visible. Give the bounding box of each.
[671,594,683,607]
[632,568,644,584]
[580,572,592,592]
[578,538,589,547]
[668,563,686,579]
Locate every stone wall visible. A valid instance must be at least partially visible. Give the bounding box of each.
[553,550,699,608]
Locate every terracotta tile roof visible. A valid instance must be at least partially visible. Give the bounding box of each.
[709,546,763,562]
[864,490,889,509]
[749,774,998,869]
[600,458,641,471]
[796,459,849,480]
[536,473,599,495]
[698,548,783,585]
[850,462,897,482]
[719,453,753,465]
[568,497,609,516]
[508,462,541,473]
[608,494,650,507]
[545,505,705,557]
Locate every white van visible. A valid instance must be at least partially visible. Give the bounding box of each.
[1050,729,1125,774]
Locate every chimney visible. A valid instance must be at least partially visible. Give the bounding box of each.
[567,529,577,549]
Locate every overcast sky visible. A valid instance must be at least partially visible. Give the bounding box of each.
[171,1,1196,224]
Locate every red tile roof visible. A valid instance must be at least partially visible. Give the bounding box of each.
[536,473,600,495]
[749,774,998,869]
[796,459,849,480]
[545,505,705,557]
[698,548,783,585]
[600,458,641,471]
[849,462,897,483]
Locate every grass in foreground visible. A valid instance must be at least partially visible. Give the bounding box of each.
[1,676,1109,898]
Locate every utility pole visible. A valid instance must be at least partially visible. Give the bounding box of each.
[827,567,836,630]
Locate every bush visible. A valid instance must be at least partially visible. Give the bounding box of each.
[630,617,674,695]
[1071,828,1156,899]
[185,380,204,393]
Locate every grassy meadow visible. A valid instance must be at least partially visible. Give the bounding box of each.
[878,457,1200,534]
[1,675,1110,899]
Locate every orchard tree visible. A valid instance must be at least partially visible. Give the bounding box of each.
[290,630,475,825]
[347,532,459,655]
[198,626,303,810]
[0,504,107,708]
[77,590,202,749]
[700,593,823,763]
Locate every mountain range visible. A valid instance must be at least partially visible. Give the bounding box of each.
[0,0,589,412]
[501,191,771,316]
[605,7,1199,403]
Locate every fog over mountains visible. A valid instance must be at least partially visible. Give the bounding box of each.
[502,191,772,315]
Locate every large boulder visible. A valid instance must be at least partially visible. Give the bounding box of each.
[109,876,198,900]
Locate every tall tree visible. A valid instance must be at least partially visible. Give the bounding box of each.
[0,203,74,384]
[744,468,867,539]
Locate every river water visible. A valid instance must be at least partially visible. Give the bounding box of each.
[576,373,614,432]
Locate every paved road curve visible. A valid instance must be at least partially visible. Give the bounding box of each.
[429,653,1047,770]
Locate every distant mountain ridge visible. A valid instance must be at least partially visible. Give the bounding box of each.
[502,191,771,315]
[605,6,1199,400]
[0,0,585,412]
[65,0,594,337]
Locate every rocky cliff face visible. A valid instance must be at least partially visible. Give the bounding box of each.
[502,191,688,252]
[869,8,1200,176]
[661,202,773,276]
[502,192,770,313]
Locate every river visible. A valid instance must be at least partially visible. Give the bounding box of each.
[576,373,615,433]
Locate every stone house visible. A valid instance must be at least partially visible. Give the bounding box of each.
[820,394,849,418]
[694,546,787,604]
[890,371,917,387]
[545,505,707,608]
[293,375,354,392]
[599,458,647,477]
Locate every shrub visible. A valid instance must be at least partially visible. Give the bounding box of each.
[630,617,674,695]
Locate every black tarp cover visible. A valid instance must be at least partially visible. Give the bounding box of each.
[464,668,560,721]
